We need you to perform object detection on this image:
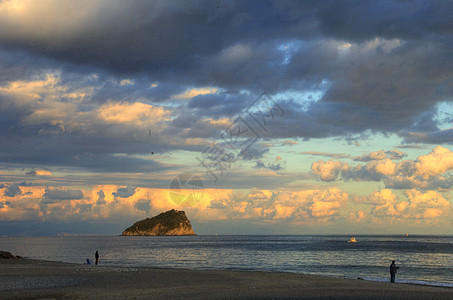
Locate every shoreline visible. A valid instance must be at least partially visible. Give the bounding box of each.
[2,258,453,299]
[9,254,453,290]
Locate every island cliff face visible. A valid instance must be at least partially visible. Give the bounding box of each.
[122,209,196,236]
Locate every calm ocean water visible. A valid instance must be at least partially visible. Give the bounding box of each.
[2,235,453,287]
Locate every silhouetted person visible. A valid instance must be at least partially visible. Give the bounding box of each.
[390,260,399,283]
[95,250,99,266]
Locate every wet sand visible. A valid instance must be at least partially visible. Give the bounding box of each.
[2,258,453,299]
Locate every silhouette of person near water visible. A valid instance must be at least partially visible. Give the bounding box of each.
[95,250,99,265]
[390,260,399,283]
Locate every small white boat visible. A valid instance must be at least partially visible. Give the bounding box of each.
[348,237,357,243]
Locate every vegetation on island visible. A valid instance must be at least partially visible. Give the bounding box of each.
[122,209,195,236]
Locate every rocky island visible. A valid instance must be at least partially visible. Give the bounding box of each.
[122,209,196,236]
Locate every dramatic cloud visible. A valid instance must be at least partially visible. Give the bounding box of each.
[312,147,453,191]
[1,181,451,234]
[311,160,348,182]
[2,184,350,224]
[363,189,450,221]
[1,1,453,176]
[1,1,453,234]
[0,1,451,136]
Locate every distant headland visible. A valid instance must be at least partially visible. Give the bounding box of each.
[0,250,21,259]
[121,209,196,236]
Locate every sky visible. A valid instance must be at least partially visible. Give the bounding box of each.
[1,0,453,236]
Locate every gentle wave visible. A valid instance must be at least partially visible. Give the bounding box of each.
[2,235,453,288]
[353,276,453,288]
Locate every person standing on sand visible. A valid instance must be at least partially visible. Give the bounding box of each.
[390,260,399,283]
[95,250,99,265]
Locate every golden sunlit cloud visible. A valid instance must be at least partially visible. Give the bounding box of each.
[0,73,91,132]
[207,118,231,127]
[173,87,218,99]
[1,183,451,228]
[0,73,63,106]
[312,146,453,190]
[364,188,450,221]
[414,146,453,179]
[120,79,134,86]
[35,170,52,176]
[97,102,170,127]
[311,160,348,182]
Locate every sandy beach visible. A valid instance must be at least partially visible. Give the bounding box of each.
[1,258,453,299]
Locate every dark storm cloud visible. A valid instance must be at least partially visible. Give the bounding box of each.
[69,154,169,173]
[0,93,34,132]
[169,112,224,139]
[86,78,183,104]
[11,0,445,81]
[313,0,453,41]
[0,118,174,173]
[318,40,453,124]
[188,92,249,118]
[2,0,449,92]
[247,100,376,139]
[0,1,242,78]
[400,129,453,145]
[0,47,54,83]
[2,145,168,173]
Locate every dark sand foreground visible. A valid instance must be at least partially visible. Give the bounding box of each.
[2,259,453,299]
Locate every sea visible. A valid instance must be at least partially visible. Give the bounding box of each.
[2,235,453,287]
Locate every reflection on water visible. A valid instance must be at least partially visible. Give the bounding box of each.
[2,235,453,286]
